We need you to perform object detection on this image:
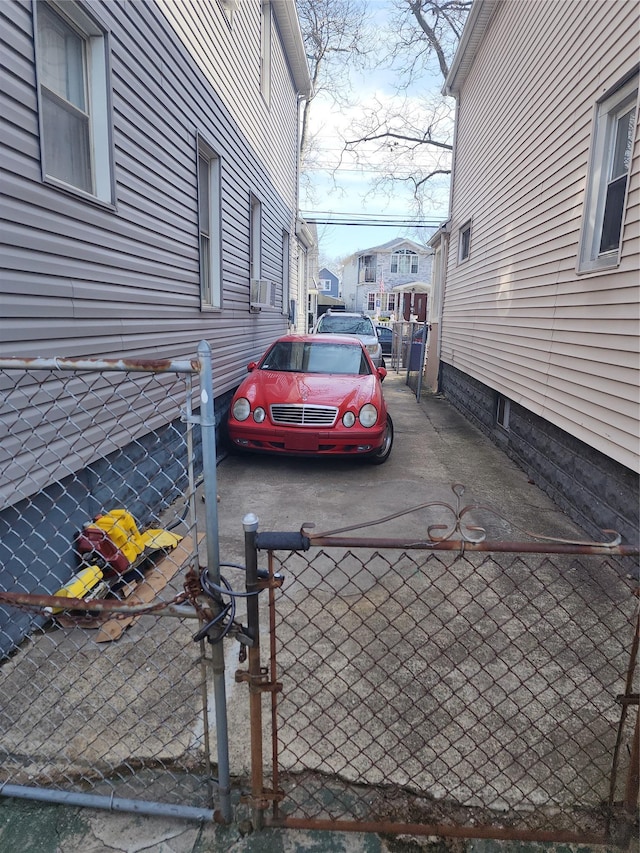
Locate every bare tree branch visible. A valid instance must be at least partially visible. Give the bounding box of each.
[296,0,370,162]
[345,130,453,152]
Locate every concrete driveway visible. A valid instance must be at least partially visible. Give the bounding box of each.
[2,370,633,853]
[215,368,587,562]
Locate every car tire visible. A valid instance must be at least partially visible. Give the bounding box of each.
[221,419,240,456]
[369,414,393,465]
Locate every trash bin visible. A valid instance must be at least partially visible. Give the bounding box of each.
[408,341,423,371]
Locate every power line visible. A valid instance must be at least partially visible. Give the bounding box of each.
[300,212,444,227]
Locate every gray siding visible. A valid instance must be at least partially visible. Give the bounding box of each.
[1,0,308,507]
[1,0,300,380]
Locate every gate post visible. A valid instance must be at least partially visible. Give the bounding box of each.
[242,512,266,830]
[198,340,232,824]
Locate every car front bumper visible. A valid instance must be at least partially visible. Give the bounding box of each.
[228,421,387,456]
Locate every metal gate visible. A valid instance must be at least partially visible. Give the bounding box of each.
[238,494,639,847]
[0,343,233,822]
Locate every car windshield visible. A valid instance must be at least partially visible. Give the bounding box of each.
[261,341,372,375]
[318,316,374,336]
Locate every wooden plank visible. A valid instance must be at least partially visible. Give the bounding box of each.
[94,534,198,643]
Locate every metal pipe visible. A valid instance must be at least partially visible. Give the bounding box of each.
[198,340,231,824]
[0,593,201,616]
[306,535,639,556]
[243,512,265,831]
[0,356,198,373]
[624,709,640,813]
[0,783,215,822]
[267,550,281,823]
[272,817,608,845]
[187,368,215,812]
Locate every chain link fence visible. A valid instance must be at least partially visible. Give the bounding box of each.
[240,517,639,846]
[0,350,230,819]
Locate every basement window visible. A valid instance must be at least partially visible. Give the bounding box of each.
[496,395,510,430]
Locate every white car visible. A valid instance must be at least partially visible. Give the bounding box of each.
[313,311,384,367]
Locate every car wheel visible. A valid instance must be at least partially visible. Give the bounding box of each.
[369,414,393,465]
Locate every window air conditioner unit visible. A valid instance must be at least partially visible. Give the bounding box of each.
[250,279,277,310]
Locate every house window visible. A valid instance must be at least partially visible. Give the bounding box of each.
[367,292,396,313]
[459,222,471,262]
[198,141,221,309]
[579,74,638,273]
[318,279,332,292]
[260,2,271,103]
[35,1,113,203]
[250,194,262,281]
[390,249,418,274]
[496,395,510,430]
[359,255,376,283]
[282,229,290,312]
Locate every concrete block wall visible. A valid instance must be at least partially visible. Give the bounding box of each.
[440,363,640,546]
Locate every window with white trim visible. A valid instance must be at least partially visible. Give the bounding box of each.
[390,249,418,274]
[282,229,290,312]
[35,1,114,203]
[260,2,271,103]
[458,222,471,263]
[250,194,262,282]
[367,292,396,313]
[198,141,222,309]
[578,74,638,273]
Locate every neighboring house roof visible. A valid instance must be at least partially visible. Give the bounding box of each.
[344,238,429,261]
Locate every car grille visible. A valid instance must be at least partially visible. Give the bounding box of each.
[270,404,338,426]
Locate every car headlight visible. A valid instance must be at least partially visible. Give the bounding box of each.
[359,404,378,428]
[366,344,380,355]
[342,411,356,428]
[232,397,251,421]
[253,407,266,423]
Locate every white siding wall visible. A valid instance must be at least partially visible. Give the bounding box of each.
[441,0,640,472]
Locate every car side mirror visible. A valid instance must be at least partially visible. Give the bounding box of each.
[377,366,387,382]
[247,361,258,372]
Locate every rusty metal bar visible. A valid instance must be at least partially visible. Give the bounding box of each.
[622,613,640,814]
[306,535,639,556]
[242,513,266,830]
[272,817,611,846]
[267,550,281,823]
[0,592,196,616]
[624,711,639,814]
[0,355,199,373]
[610,612,640,820]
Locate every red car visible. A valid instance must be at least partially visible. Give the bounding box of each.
[226,334,393,464]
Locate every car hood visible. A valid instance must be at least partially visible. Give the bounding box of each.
[240,370,383,411]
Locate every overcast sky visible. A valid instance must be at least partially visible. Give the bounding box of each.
[299,0,454,265]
